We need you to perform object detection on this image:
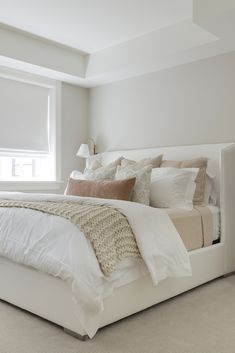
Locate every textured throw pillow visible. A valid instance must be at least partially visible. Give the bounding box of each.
[150,168,198,209]
[84,166,116,180]
[115,165,152,205]
[121,155,163,169]
[160,158,208,205]
[65,177,136,201]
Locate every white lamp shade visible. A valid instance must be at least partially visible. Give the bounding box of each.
[76,143,91,158]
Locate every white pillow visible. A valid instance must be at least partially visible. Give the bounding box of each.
[70,170,85,180]
[115,165,152,205]
[150,168,198,210]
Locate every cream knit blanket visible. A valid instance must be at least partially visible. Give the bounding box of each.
[0,200,140,276]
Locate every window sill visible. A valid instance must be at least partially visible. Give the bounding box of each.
[0,181,64,191]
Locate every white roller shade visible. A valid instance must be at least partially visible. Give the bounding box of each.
[0,77,50,153]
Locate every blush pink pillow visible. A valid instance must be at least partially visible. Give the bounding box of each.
[65,177,136,201]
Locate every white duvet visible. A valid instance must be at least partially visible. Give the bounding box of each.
[0,192,191,337]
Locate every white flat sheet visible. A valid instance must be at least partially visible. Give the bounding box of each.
[0,192,191,337]
[207,205,220,241]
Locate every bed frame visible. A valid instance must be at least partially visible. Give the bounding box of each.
[1,142,235,340]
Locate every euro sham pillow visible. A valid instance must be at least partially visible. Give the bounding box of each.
[115,165,152,205]
[65,177,136,201]
[121,155,163,169]
[160,158,208,205]
[150,167,198,210]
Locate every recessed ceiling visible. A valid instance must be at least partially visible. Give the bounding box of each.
[0,0,192,53]
[1,0,235,87]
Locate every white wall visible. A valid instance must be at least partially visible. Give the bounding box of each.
[60,82,88,190]
[89,51,235,153]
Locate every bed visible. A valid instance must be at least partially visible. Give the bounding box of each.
[0,142,235,340]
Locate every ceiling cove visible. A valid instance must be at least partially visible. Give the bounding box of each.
[1,0,235,87]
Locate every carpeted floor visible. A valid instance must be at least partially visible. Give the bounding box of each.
[1,275,235,353]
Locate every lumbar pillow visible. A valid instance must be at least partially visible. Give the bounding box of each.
[115,165,152,205]
[65,177,136,201]
[67,164,117,192]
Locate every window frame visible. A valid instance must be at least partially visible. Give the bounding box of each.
[0,68,62,191]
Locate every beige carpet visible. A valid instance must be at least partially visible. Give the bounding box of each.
[1,275,235,353]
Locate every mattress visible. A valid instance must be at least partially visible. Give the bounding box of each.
[165,206,220,251]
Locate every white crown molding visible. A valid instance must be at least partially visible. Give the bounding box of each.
[1,0,235,87]
[0,25,87,79]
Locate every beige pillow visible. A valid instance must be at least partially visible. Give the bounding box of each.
[121,155,163,169]
[65,177,136,201]
[116,165,152,205]
[160,158,208,205]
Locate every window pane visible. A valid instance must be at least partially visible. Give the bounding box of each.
[0,155,55,181]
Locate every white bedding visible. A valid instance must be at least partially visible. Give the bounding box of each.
[207,205,221,241]
[0,192,191,337]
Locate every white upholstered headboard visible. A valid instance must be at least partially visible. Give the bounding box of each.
[101,143,233,205]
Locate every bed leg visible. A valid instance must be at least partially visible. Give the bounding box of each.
[63,328,89,341]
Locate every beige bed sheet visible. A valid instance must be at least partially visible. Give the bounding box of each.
[166,206,215,251]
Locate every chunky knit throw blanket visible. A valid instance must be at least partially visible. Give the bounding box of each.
[0,200,140,276]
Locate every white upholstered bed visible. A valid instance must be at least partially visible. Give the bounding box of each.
[0,142,235,340]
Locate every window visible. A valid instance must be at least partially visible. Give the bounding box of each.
[0,69,61,190]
